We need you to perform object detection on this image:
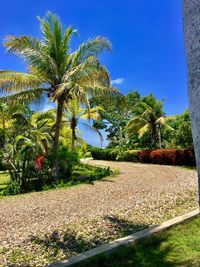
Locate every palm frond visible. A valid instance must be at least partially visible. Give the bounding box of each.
[155,116,166,125]
[138,123,151,138]
[71,36,112,66]
[4,35,41,55]
[0,71,42,92]
[0,88,45,105]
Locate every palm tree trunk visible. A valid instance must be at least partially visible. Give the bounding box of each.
[51,98,64,178]
[183,0,200,208]
[71,125,76,151]
[158,126,162,148]
[151,127,157,148]
[2,116,5,130]
[119,126,123,145]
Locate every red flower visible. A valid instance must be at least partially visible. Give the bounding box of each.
[34,155,45,171]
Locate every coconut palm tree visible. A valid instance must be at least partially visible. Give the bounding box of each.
[126,94,173,148]
[0,12,116,177]
[64,99,103,150]
[183,0,200,206]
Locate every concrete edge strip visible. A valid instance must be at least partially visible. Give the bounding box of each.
[48,209,199,267]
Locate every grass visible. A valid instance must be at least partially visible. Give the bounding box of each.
[76,215,200,267]
[0,171,10,191]
[0,164,113,196]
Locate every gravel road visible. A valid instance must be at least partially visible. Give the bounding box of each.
[0,160,198,250]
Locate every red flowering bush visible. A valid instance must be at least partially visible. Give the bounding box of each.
[34,155,45,171]
[139,148,196,166]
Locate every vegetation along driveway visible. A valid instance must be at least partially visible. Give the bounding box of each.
[0,160,198,266]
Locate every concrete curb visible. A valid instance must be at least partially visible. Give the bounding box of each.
[48,209,199,267]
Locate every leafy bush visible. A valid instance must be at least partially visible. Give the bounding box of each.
[117,150,140,162]
[90,147,195,166]
[90,147,118,161]
[56,146,79,182]
[90,147,139,162]
[72,165,112,183]
[139,148,196,166]
[84,151,92,158]
[0,150,6,171]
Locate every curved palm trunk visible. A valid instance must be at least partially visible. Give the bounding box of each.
[51,98,64,178]
[151,126,157,148]
[158,126,162,148]
[183,0,200,208]
[71,127,76,151]
[71,119,77,151]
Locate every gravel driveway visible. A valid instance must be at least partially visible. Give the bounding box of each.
[0,160,198,266]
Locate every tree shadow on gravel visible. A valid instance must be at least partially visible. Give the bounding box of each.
[104,215,148,236]
[29,216,150,260]
[29,215,195,267]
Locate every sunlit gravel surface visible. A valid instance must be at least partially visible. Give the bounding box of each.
[0,160,198,266]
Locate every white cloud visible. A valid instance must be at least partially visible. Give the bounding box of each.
[111,78,124,85]
[40,102,55,112]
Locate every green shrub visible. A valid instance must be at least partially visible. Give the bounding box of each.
[84,151,92,158]
[90,147,139,162]
[117,150,140,162]
[0,150,6,171]
[56,146,79,182]
[73,166,112,183]
[90,147,195,166]
[90,147,118,161]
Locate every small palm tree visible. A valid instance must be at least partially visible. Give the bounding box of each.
[0,12,116,177]
[64,99,103,150]
[4,110,55,192]
[126,94,173,148]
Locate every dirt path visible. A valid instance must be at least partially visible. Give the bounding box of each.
[0,160,198,249]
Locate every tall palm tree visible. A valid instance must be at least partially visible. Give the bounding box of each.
[126,94,173,148]
[183,0,200,207]
[0,12,116,177]
[64,99,103,150]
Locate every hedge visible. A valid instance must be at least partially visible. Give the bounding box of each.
[90,147,196,166]
[90,148,118,161]
[90,148,140,162]
[139,148,196,166]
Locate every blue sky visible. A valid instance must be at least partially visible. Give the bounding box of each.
[0,0,187,146]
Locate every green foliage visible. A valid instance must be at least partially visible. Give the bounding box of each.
[0,150,6,171]
[0,11,117,178]
[162,110,193,148]
[64,99,103,150]
[90,147,118,161]
[91,91,141,146]
[90,147,195,166]
[2,110,55,195]
[90,147,140,162]
[117,149,140,162]
[126,94,173,148]
[72,164,112,183]
[56,146,79,182]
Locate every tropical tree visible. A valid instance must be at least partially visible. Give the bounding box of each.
[64,99,103,150]
[4,110,55,193]
[0,11,116,177]
[126,94,173,148]
[183,0,200,206]
[162,110,193,148]
[91,91,140,146]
